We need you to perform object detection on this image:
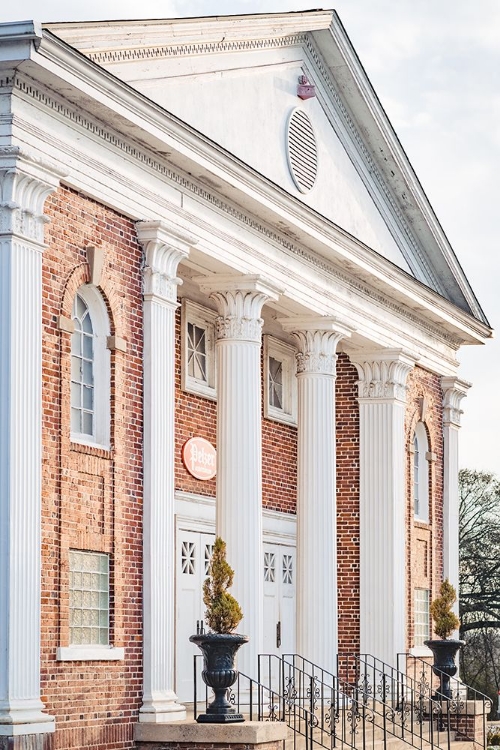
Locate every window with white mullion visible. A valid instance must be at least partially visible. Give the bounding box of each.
[413,435,420,516]
[71,294,95,437]
[187,322,208,383]
[269,356,284,410]
[414,588,430,646]
[264,336,297,426]
[413,422,430,523]
[181,299,217,400]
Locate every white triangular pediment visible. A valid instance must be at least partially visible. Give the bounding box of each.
[46,13,486,319]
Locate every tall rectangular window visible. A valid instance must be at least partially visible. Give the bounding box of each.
[69,550,109,646]
[414,588,430,647]
[181,299,217,400]
[264,336,297,426]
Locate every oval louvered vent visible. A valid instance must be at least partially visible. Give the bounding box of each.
[286,108,318,193]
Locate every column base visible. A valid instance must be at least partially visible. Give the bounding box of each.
[139,697,186,723]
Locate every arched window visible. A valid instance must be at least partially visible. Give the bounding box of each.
[413,421,429,522]
[70,286,110,447]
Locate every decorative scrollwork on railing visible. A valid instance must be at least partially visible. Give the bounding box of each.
[347,699,362,735]
[267,700,279,722]
[450,691,465,714]
[376,673,391,702]
[416,667,431,697]
[227,687,236,705]
[357,673,373,705]
[284,675,297,708]
[306,676,320,713]
[396,698,411,727]
[324,700,338,737]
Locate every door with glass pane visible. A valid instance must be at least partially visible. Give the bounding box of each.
[175,529,215,702]
[263,543,296,657]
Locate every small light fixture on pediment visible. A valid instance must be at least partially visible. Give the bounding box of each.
[297,75,316,100]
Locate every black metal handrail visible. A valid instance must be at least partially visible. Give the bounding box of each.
[398,651,491,750]
[193,651,489,750]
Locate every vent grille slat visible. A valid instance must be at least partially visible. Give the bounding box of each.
[286,108,317,193]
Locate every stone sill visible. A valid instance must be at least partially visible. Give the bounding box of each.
[135,720,289,744]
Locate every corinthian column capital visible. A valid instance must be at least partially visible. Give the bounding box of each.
[137,221,196,304]
[280,316,353,376]
[441,376,471,427]
[196,274,281,343]
[0,146,63,245]
[350,349,417,402]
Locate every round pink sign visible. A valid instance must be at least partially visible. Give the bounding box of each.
[182,437,217,481]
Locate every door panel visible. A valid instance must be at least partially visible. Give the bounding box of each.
[175,529,215,702]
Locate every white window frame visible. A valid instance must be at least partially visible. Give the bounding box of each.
[181,299,217,401]
[70,284,111,449]
[264,336,297,426]
[413,587,431,648]
[413,421,430,523]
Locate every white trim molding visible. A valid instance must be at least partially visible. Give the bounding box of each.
[56,647,125,661]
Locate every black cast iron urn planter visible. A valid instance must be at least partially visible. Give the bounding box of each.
[189,632,249,723]
[424,638,464,700]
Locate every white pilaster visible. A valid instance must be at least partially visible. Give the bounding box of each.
[281,317,352,671]
[138,221,195,723]
[350,350,416,666]
[197,275,280,678]
[441,376,470,618]
[0,148,61,735]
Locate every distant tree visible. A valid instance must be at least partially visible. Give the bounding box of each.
[459,469,500,708]
[459,469,500,634]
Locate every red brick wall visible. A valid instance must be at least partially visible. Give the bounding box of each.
[405,366,444,650]
[336,353,360,655]
[41,186,143,750]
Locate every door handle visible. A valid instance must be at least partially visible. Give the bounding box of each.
[276,620,281,649]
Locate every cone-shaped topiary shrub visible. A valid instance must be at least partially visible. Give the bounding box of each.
[203,537,243,634]
[430,579,460,639]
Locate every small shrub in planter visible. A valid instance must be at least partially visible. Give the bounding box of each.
[190,537,248,723]
[425,579,464,700]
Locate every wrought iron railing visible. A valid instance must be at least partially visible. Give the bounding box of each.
[193,651,489,750]
[398,651,491,749]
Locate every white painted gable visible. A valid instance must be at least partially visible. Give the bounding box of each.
[49,14,414,275]
[126,57,412,273]
[46,12,487,320]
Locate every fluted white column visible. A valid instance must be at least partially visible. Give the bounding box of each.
[138,221,195,723]
[281,317,352,671]
[350,350,416,666]
[197,275,280,678]
[0,149,61,735]
[442,376,469,621]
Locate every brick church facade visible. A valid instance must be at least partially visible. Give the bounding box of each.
[0,11,491,750]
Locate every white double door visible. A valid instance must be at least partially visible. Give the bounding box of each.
[175,528,296,703]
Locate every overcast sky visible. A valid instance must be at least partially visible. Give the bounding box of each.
[2,0,498,473]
